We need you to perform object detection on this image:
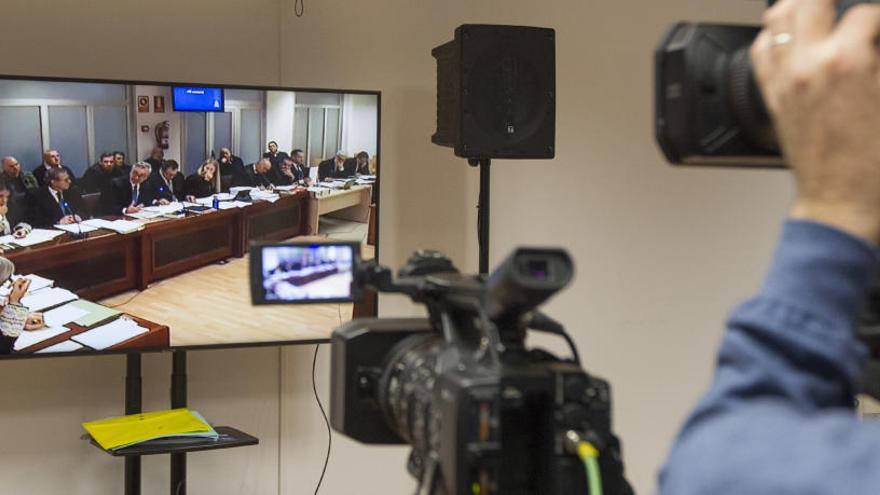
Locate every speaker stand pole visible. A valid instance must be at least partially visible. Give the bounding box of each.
[469,158,491,275]
[170,351,187,495]
[125,354,142,495]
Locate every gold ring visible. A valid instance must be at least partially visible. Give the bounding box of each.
[771,32,793,47]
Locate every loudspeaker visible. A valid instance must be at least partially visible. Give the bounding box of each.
[432,24,556,159]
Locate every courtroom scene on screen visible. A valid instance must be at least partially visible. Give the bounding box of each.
[0,77,379,357]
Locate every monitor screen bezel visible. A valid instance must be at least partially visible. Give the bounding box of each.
[0,73,382,360]
[171,86,226,112]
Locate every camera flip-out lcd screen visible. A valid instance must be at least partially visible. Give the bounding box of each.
[251,242,359,305]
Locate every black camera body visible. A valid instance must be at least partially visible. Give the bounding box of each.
[330,249,632,494]
[654,0,875,168]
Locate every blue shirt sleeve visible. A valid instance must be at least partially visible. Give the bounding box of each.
[659,220,880,495]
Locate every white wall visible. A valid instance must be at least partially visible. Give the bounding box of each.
[266,91,296,154]
[134,85,181,163]
[341,94,378,158]
[0,0,787,494]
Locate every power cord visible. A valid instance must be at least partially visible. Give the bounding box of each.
[313,343,331,494]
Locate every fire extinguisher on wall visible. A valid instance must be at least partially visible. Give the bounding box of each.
[155,120,170,150]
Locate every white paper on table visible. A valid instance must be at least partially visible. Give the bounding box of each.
[35,340,83,354]
[82,219,143,234]
[217,201,251,210]
[71,318,149,351]
[143,203,184,214]
[274,185,297,191]
[125,210,164,220]
[52,223,99,234]
[13,326,70,351]
[81,218,114,229]
[20,287,79,312]
[0,229,65,247]
[43,303,90,327]
[11,274,54,293]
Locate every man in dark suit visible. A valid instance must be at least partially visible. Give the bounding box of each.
[232,158,274,188]
[114,151,132,176]
[346,151,372,175]
[28,167,85,228]
[290,149,311,184]
[1,156,39,198]
[275,157,297,186]
[32,149,78,187]
[218,148,245,177]
[262,141,288,171]
[147,159,185,203]
[80,152,123,194]
[318,152,354,181]
[101,162,154,215]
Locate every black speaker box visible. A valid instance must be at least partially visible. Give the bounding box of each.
[431,24,556,159]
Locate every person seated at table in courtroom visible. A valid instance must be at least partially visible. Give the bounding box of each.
[318,151,354,181]
[29,167,85,227]
[0,181,32,244]
[0,258,46,355]
[102,161,153,215]
[346,151,372,176]
[232,158,274,189]
[81,152,123,194]
[184,160,218,199]
[1,157,38,199]
[262,141,288,171]
[275,157,297,186]
[290,149,311,184]
[114,151,131,176]
[217,147,245,177]
[32,149,78,187]
[147,159,185,204]
[143,147,164,171]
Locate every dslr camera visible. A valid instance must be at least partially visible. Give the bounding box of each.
[250,242,632,494]
[654,0,872,167]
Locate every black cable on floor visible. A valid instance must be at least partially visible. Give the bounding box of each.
[313,344,331,494]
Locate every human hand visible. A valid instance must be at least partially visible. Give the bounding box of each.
[186,195,195,203]
[59,215,75,225]
[24,313,43,331]
[8,278,30,304]
[752,0,880,243]
[158,199,170,206]
[125,205,143,214]
[12,228,27,239]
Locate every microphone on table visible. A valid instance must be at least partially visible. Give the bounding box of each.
[63,200,87,240]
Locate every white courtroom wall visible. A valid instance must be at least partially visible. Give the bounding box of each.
[134,85,181,164]
[0,0,787,494]
[266,91,296,154]
[341,94,379,158]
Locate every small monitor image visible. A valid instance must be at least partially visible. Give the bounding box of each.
[172,86,224,112]
[257,243,356,304]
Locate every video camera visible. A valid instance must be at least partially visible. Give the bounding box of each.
[249,242,632,495]
[654,0,874,168]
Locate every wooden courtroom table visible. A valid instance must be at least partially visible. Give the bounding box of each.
[16,315,169,354]
[305,185,371,235]
[5,191,309,301]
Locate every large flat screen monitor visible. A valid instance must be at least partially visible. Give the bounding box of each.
[0,75,380,359]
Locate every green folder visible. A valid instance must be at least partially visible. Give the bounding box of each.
[67,300,122,328]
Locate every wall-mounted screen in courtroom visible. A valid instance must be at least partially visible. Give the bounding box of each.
[0,75,380,358]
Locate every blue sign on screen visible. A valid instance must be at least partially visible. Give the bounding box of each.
[172,87,224,112]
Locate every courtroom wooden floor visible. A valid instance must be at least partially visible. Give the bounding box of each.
[100,219,373,348]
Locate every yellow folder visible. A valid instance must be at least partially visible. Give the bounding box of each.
[83,408,213,451]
